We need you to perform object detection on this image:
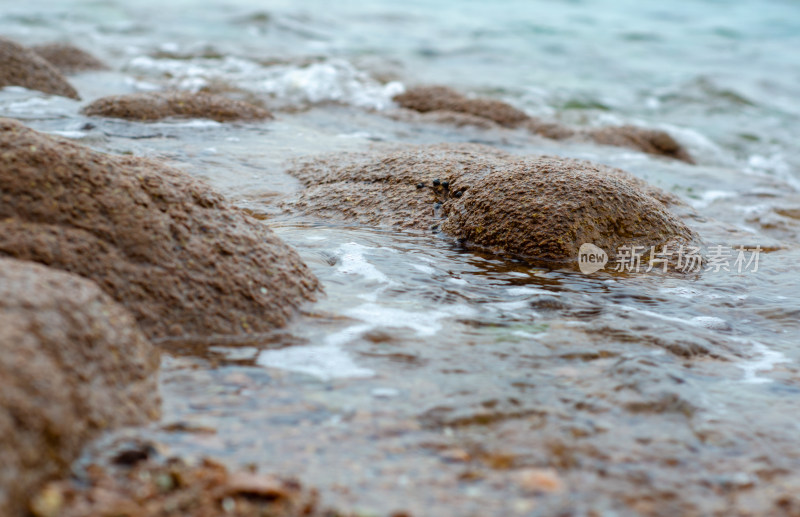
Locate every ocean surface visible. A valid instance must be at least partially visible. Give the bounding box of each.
[2,0,800,515]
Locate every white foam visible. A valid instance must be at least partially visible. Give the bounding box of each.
[336,242,390,284]
[260,60,404,109]
[126,55,404,110]
[256,344,374,381]
[412,264,436,275]
[506,286,552,296]
[737,341,789,384]
[689,190,738,209]
[690,316,731,330]
[343,303,468,337]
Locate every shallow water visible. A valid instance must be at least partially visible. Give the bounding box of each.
[3,0,800,515]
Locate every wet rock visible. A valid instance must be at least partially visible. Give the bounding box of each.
[589,125,695,164]
[393,85,694,162]
[32,457,346,517]
[0,118,319,338]
[0,36,80,99]
[82,91,273,122]
[514,468,565,493]
[393,85,530,128]
[31,43,108,75]
[286,143,696,264]
[0,258,159,517]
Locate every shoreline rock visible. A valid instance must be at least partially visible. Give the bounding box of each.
[393,85,530,128]
[0,37,80,99]
[0,258,159,517]
[82,91,273,122]
[31,43,108,75]
[285,143,696,264]
[31,457,349,517]
[0,118,319,338]
[393,85,694,163]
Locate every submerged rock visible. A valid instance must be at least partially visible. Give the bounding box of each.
[588,125,695,164]
[393,85,694,163]
[31,43,108,75]
[286,143,695,264]
[0,258,159,517]
[82,91,273,122]
[0,118,319,337]
[393,85,530,128]
[0,37,80,99]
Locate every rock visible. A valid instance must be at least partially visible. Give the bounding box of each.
[589,125,695,164]
[31,43,108,75]
[0,37,80,99]
[82,91,273,122]
[393,85,694,163]
[285,143,695,264]
[513,468,565,493]
[33,457,342,517]
[393,85,530,128]
[0,258,159,517]
[0,118,319,338]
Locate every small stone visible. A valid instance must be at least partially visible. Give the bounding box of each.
[514,468,564,493]
[416,182,425,189]
[28,484,63,517]
[441,180,449,189]
[454,190,463,198]
[433,178,441,186]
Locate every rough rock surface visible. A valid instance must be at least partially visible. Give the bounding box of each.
[0,258,159,517]
[31,43,108,75]
[286,143,695,263]
[0,37,80,99]
[0,118,319,338]
[82,91,273,122]
[393,85,694,163]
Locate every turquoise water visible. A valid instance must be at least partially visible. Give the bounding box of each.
[3,1,800,515]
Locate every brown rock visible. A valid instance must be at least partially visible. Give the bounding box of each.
[393,85,693,163]
[31,43,108,75]
[0,258,159,517]
[286,143,695,264]
[33,457,346,517]
[588,125,695,164]
[0,118,319,338]
[0,37,80,99]
[82,91,273,122]
[393,85,530,128]
[514,468,565,493]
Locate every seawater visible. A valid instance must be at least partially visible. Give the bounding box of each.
[3,0,800,515]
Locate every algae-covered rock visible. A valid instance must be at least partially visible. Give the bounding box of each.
[0,118,318,338]
[31,42,108,75]
[286,143,695,264]
[0,37,80,99]
[82,91,273,122]
[0,258,159,517]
